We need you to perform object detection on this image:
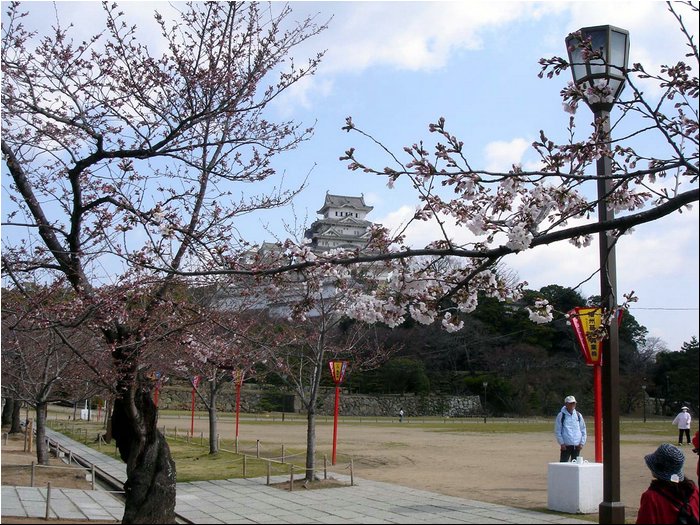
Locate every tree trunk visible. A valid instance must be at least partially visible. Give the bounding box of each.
[208,382,218,454]
[9,400,23,434]
[35,401,49,465]
[2,397,15,426]
[104,398,113,444]
[112,376,176,524]
[305,406,317,482]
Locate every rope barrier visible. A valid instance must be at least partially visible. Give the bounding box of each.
[44,421,357,490]
[6,463,89,471]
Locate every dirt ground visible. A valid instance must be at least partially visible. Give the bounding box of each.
[3,417,699,524]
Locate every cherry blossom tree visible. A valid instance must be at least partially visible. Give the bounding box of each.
[168,309,270,455]
[256,270,399,482]
[2,2,326,522]
[1,283,109,465]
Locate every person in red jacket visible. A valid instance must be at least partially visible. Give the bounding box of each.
[636,443,699,524]
[693,431,699,485]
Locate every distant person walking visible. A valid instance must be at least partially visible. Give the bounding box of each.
[554,395,587,462]
[399,408,404,423]
[672,407,692,445]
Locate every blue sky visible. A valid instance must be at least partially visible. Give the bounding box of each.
[2,1,698,352]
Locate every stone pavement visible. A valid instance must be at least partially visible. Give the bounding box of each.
[1,428,595,524]
[1,485,124,522]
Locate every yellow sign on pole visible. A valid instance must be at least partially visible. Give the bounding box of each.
[568,307,603,365]
[328,360,349,384]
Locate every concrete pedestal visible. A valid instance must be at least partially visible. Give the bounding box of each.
[547,461,603,514]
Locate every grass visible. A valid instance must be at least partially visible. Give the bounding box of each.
[45,415,311,483]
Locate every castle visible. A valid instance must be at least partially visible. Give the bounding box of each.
[304,193,375,252]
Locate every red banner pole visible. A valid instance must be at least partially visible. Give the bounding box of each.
[332,385,340,465]
[594,363,603,462]
[190,387,196,437]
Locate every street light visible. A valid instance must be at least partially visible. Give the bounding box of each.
[642,384,647,423]
[482,381,488,424]
[566,24,629,525]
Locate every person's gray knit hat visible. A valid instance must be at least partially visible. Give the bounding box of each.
[644,443,685,482]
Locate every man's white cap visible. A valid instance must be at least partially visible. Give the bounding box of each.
[564,395,577,404]
[681,406,689,410]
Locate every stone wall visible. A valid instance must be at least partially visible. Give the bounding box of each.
[319,391,482,418]
[158,384,483,417]
[156,384,295,413]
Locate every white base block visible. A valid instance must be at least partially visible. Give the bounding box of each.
[547,461,603,514]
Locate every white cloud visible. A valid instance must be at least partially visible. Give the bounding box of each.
[484,138,531,172]
[272,75,335,116]
[376,204,478,248]
[285,2,567,77]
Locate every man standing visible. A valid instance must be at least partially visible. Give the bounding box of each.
[672,406,692,445]
[555,395,587,462]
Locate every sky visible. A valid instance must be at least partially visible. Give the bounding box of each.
[2,1,698,352]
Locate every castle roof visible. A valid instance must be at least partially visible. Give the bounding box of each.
[317,193,373,215]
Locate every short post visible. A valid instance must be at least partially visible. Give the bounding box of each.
[174,427,177,439]
[243,455,247,478]
[91,464,96,490]
[256,439,260,458]
[45,482,52,520]
[3,432,8,445]
[266,461,271,485]
[200,432,203,445]
[31,461,36,487]
[68,451,73,465]
[289,464,294,492]
[281,444,285,464]
[324,454,327,480]
[350,458,354,486]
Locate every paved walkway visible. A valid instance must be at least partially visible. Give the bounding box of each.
[1,428,594,524]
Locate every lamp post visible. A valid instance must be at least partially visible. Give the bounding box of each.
[566,25,630,525]
[642,384,647,423]
[482,381,488,424]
